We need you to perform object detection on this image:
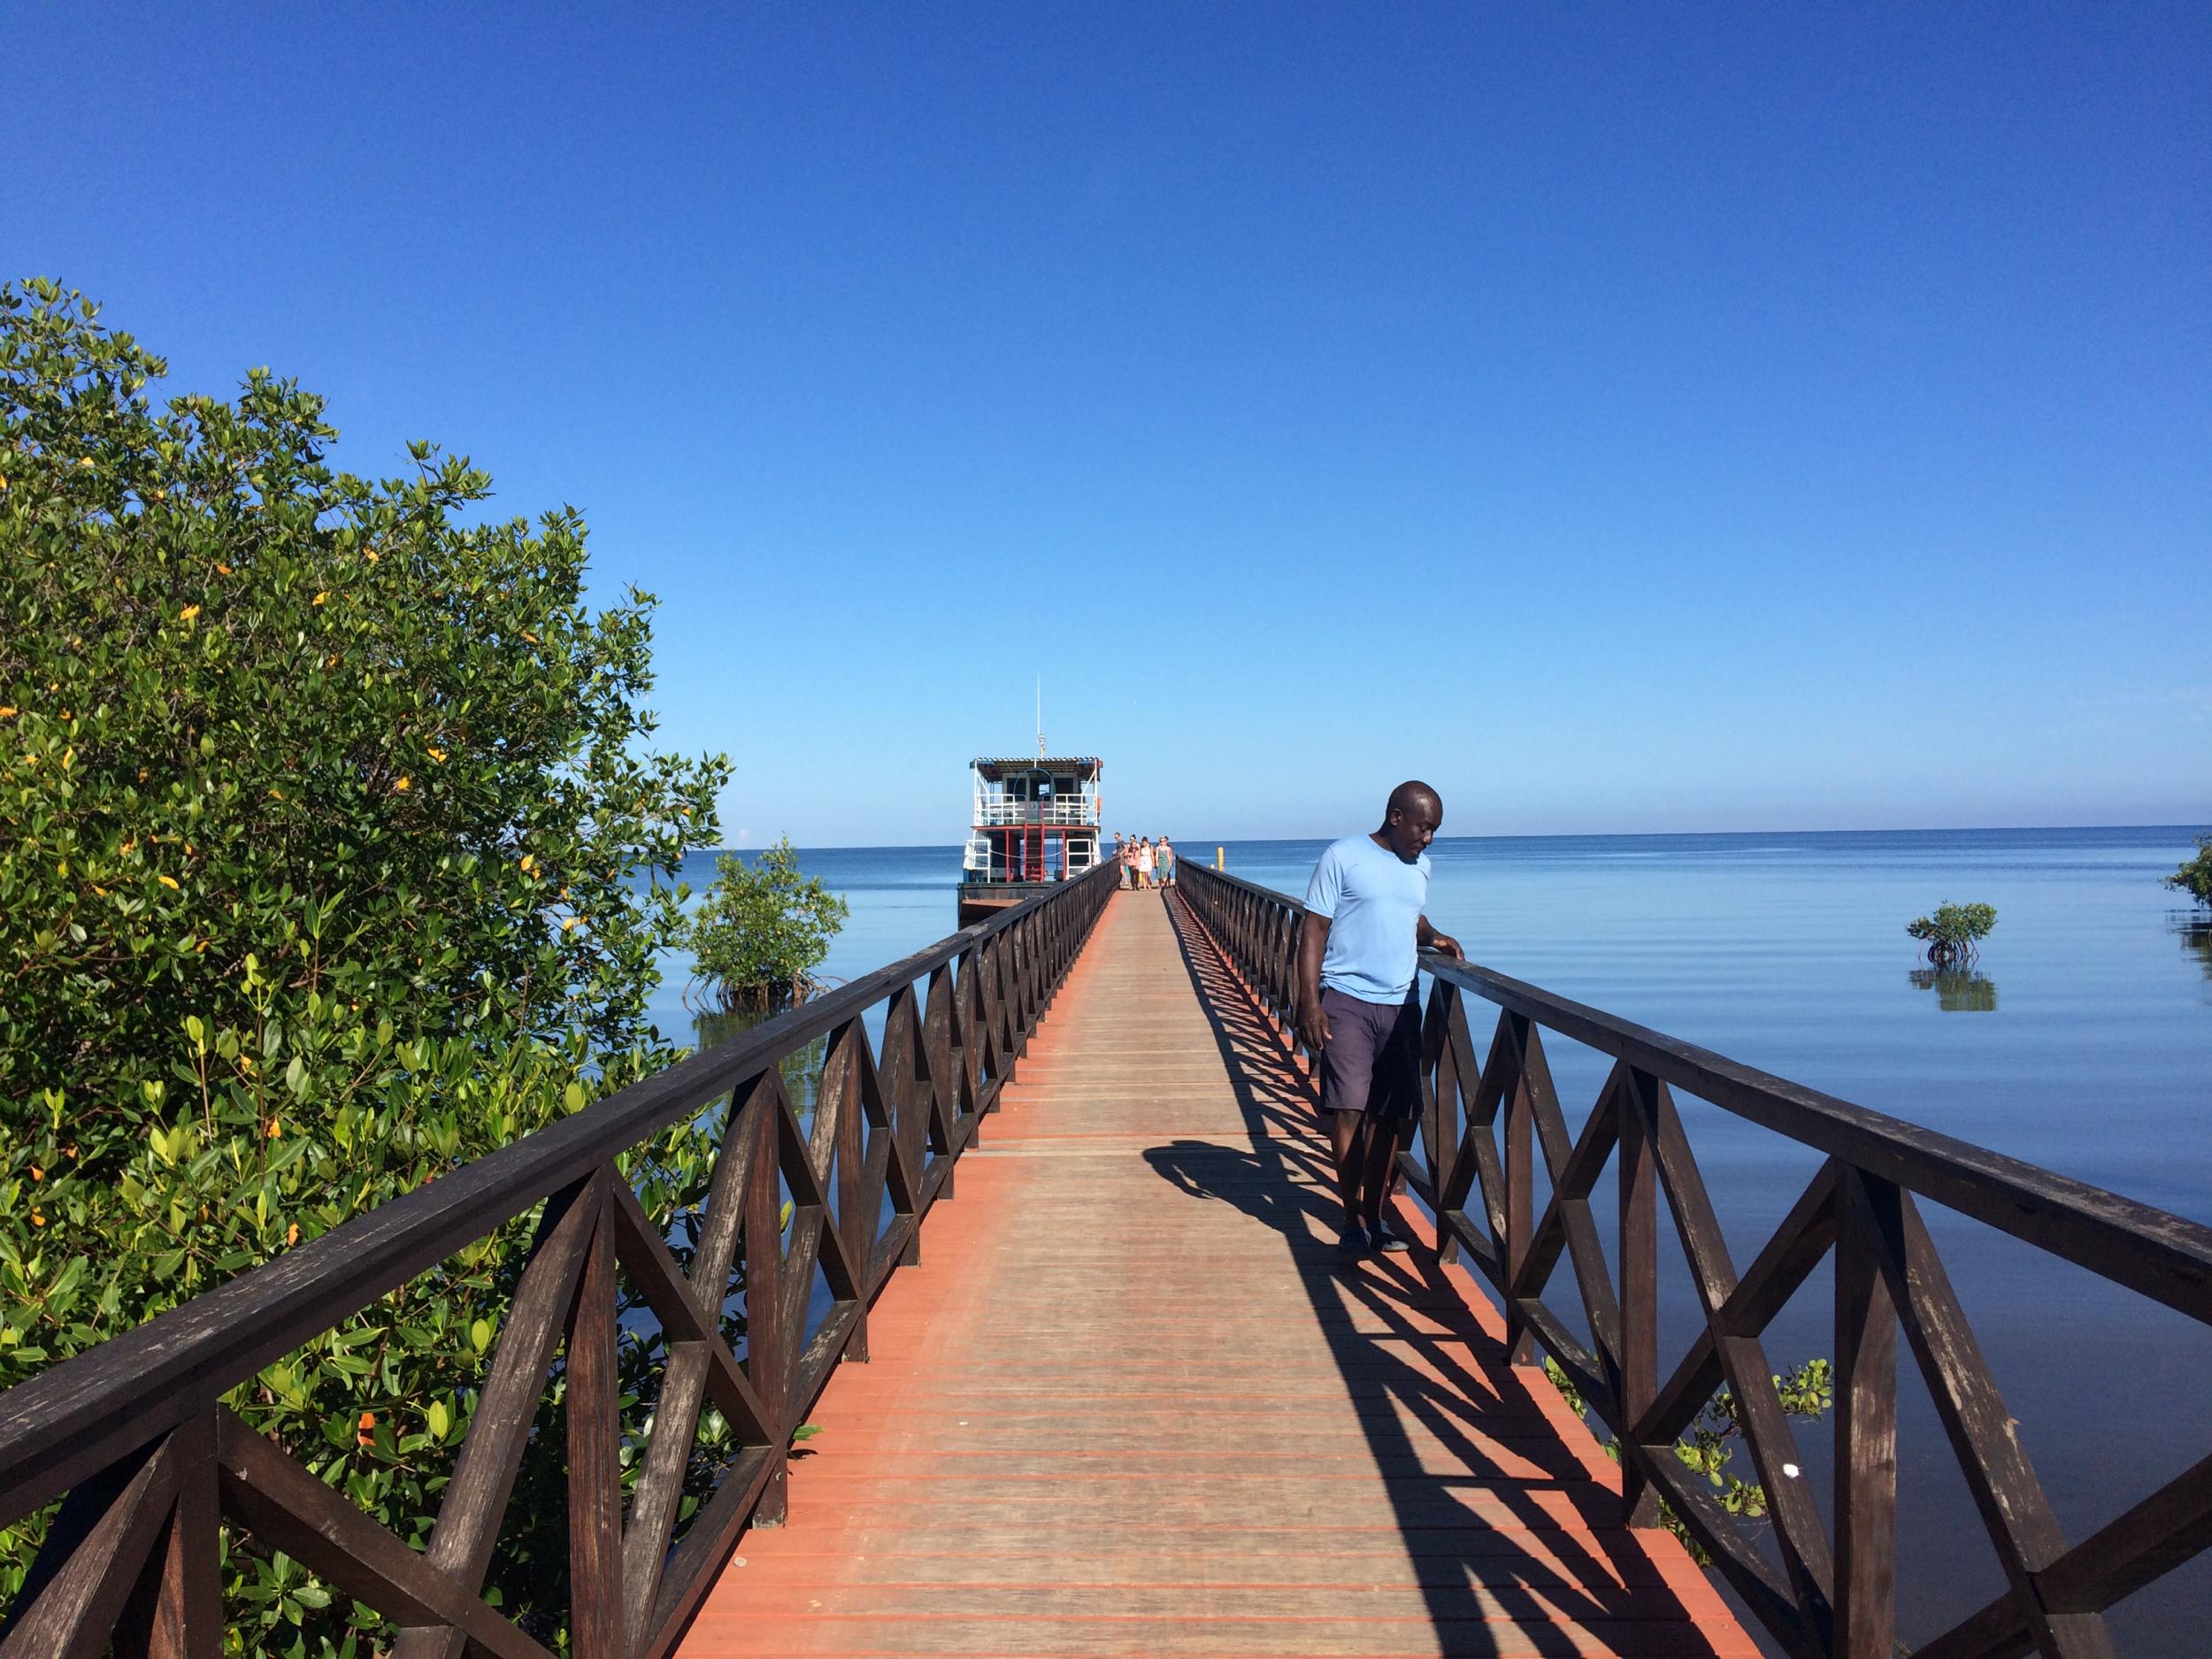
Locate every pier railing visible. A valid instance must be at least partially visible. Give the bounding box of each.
[0,858,1117,1659]
[1175,861,2212,1659]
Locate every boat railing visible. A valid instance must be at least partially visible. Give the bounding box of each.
[969,798,1099,827]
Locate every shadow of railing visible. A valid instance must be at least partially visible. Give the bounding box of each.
[1145,891,1735,1654]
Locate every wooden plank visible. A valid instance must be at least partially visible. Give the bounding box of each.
[1618,1064,1658,1528]
[123,1409,219,1659]
[565,1179,625,1659]
[211,1408,552,1659]
[1833,1170,1899,1659]
[1914,1453,2212,1659]
[1645,1078,1834,1630]
[1633,1158,1839,1449]
[392,1177,600,1659]
[0,1433,178,1659]
[1865,1187,2119,1658]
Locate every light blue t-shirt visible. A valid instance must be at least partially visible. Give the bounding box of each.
[1304,834,1431,1003]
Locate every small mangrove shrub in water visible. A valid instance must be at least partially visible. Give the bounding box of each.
[1907,901,1997,966]
[684,837,849,1012]
[2164,836,2212,910]
[1545,1355,1832,1565]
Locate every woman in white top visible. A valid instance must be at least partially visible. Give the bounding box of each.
[1135,838,1156,889]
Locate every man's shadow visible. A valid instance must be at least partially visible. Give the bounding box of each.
[1141,892,1734,1653]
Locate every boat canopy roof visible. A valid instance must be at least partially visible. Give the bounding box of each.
[972,757,1102,782]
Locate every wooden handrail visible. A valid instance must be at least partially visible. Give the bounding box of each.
[1175,859,2212,1659]
[0,859,1119,1659]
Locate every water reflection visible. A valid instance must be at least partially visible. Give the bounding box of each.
[1909,968,1998,1012]
[694,1006,828,1115]
[2176,917,2212,987]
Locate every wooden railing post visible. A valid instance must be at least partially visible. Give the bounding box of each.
[1421,979,1459,1265]
[1835,1170,1901,1659]
[828,1021,871,1365]
[1502,1016,1536,1366]
[924,964,956,1194]
[565,1171,625,1657]
[745,1087,788,1525]
[118,1410,220,1659]
[1618,1068,1660,1525]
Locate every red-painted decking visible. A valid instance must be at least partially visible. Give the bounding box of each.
[680,889,1754,1657]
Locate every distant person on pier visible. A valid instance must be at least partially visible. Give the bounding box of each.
[1115,833,1132,888]
[1157,836,1176,887]
[1296,781,1461,1253]
[1136,837,1156,889]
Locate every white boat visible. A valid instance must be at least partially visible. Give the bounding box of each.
[957,755,1104,926]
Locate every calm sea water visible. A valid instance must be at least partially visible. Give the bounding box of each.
[649,826,2212,1647]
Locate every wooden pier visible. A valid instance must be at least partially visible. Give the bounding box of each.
[682,890,1747,1656]
[3,856,2208,1659]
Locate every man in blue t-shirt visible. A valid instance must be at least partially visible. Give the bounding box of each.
[1297,781,1462,1253]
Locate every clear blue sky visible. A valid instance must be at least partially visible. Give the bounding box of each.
[8,5,2208,844]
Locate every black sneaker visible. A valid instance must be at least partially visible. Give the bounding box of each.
[1370,1215,1411,1253]
[1337,1220,1371,1255]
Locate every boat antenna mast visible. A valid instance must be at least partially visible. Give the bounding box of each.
[1036,675,1045,760]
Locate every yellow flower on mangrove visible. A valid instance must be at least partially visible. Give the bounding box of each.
[179,604,201,622]
[215,562,233,575]
[365,549,380,563]
[265,1120,282,1140]
[394,776,411,791]
[0,707,16,718]
[427,746,447,763]
[312,591,328,606]
[157,874,180,890]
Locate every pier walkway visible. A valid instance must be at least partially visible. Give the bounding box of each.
[681,890,1748,1657]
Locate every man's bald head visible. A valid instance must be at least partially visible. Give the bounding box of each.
[1386,780,1440,823]
[1374,781,1443,862]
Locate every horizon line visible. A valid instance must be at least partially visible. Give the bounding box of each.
[702,819,2212,854]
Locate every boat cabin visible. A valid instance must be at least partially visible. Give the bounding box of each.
[958,756,1103,926]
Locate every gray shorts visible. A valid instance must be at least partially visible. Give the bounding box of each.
[1318,987,1423,1121]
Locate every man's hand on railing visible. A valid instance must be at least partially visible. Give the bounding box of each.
[1417,917,1463,961]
